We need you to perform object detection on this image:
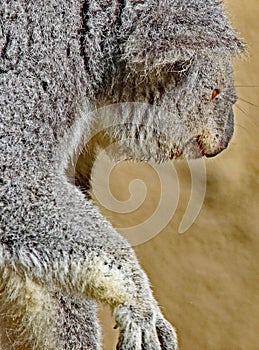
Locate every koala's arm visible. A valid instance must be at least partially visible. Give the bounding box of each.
[1,178,177,350]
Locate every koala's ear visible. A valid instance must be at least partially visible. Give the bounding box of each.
[119,1,245,65]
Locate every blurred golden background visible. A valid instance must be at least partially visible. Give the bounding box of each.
[94,1,259,349]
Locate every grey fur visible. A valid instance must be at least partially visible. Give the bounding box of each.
[0,1,244,349]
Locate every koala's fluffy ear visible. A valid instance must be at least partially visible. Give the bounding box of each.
[119,0,245,66]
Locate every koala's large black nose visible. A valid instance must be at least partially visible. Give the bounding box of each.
[226,108,234,141]
[183,110,234,159]
[204,109,234,158]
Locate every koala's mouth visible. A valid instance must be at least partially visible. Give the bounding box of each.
[181,110,234,159]
[182,137,205,159]
[182,132,231,159]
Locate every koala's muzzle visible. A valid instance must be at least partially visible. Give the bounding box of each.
[183,109,234,159]
[205,109,234,158]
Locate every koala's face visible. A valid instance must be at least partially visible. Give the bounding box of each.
[97,51,237,161]
[146,51,237,159]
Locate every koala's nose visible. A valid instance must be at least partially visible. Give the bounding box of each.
[204,109,234,158]
[183,110,234,159]
[226,108,234,141]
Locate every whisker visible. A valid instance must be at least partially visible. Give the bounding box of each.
[235,104,259,127]
[237,96,259,107]
[234,122,248,131]
[234,103,249,116]
[235,85,259,88]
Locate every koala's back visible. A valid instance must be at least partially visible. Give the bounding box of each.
[1,0,88,174]
[0,1,93,242]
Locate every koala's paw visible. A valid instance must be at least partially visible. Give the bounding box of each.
[114,303,178,350]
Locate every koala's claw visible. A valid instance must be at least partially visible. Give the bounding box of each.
[155,316,178,350]
[115,304,178,350]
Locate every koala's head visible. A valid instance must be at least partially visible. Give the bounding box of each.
[84,0,245,162]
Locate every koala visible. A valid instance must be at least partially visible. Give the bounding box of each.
[0,1,244,349]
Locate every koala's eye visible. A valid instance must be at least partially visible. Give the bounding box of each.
[211,89,220,100]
